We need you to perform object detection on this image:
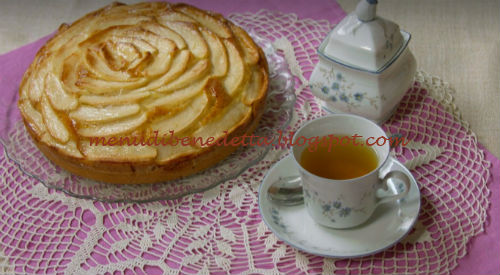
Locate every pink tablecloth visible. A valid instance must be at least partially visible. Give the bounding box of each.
[0,0,498,274]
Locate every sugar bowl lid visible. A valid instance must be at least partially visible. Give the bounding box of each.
[318,0,411,74]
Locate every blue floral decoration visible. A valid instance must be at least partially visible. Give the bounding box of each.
[311,67,387,112]
[354,93,364,102]
[398,183,406,193]
[339,207,351,217]
[271,208,287,231]
[310,196,369,222]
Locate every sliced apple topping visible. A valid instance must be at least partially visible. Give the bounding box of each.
[41,133,83,159]
[140,49,173,77]
[76,75,148,94]
[18,100,46,136]
[243,68,267,105]
[230,24,260,65]
[159,59,209,92]
[135,49,190,92]
[40,95,70,144]
[175,5,232,38]
[27,69,45,103]
[79,91,151,106]
[145,76,208,108]
[92,15,152,33]
[164,21,208,59]
[202,78,231,122]
[85,47,136,82]
[223,40,245,96]
[194,101,251,142]
[158,10,197,24]
[78,112,147,137]
[117,31,177,77]
[201,29,228,77]
[70,104,140,123]
[45,73,78,111]
[61,53,85,93]
[142,22,187,50]
[151,93,208,135]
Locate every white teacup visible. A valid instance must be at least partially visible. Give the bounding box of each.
[291,114,410,229]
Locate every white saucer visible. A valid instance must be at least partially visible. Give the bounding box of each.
[258,155,421,258]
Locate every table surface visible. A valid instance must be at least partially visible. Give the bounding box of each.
[0,1,498,274]
[0,0,499,157]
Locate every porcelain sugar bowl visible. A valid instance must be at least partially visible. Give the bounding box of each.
[309,0,416,124]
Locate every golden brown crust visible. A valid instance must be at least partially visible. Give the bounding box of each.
[18,2,268,184]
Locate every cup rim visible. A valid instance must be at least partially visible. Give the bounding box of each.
[291,113,390,182]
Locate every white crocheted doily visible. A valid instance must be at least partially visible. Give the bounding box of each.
[0,9,491,275]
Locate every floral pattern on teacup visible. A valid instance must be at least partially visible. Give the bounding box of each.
[304,189,371,224]
[309,67,386,111]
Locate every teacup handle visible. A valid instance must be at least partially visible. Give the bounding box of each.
[376,170,411,205]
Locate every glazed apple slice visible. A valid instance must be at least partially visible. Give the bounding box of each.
[200,28,228,77]
[44,73,78,111]
[18,100,46,137]
[26,68,46,103]
[194,101,251,143]
[145,76,208,109]
[175,5,232,38]
[70,104,140,123]
[135,49,190,93]
[79,91,151,106]
[85,46,137,82]
[142,22,187,50]
[77,112,147,137]
[158,59,209,92]
[151,93,208,135]
[230,24,260,65]
[41,132,83,159]
[223,40,245,96]
[243,68,267,105]
[40,95,70,144]
[117,30,176,77]
[76,74,148,94]
[164,21,208,59]
[157,10,197,24]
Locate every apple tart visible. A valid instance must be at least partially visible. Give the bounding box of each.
[18,2,268,184]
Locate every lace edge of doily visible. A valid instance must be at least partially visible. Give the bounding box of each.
[231,8,333,30]
[414,70,492,176]
[409,71,493,272]
[231,9,494,271]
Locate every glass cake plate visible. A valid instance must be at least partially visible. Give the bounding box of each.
[0,30,296,203]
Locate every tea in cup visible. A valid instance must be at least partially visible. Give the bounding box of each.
[291,114,411,229]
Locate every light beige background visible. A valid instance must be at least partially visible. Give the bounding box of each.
[337,0,500,157]
[1,0,499,156]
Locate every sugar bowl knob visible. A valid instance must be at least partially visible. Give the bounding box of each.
[355,0,377,22]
